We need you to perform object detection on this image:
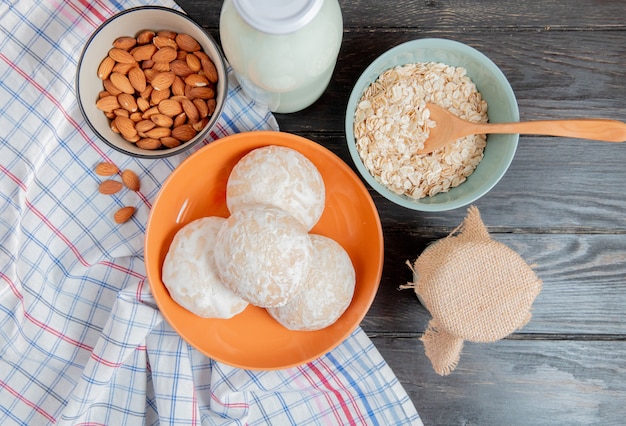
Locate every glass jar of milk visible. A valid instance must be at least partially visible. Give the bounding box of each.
[220,0,343,113]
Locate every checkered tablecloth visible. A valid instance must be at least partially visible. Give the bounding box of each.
[0,1,422,424]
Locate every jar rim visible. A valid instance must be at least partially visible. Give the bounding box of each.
[232,0,324,34]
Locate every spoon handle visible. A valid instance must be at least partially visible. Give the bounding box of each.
[471,119,626,142]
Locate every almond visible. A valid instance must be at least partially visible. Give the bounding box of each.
[157,30,177,39]
[160,136,181,148]
[117,93,138,112]
[171,76,186,96]
[132,44,157,62]
[188,86,215,100]
[172,124,197,141]
[185,53,201,72]
[184,73,209,87]
[128,67,147,92]
[103,79,123,96]
[193,98,209,118]
[192,117,209,132]
[113,36,137,51]
[137,30,155,45]
[139,85,153,100]
[121,169,140,191]
[153,35,178,49]
[113,108,129,118]
[95,162,119,176]
[135,119,156,133]
[170,60,195,77]
[96,96,121,112]
[206,98,217,116]
[97,56,115,80]
[142,106,160,119]
[145,127,172,139]
[110,72,135,94]
[181,97,200,123]
[152,46,177,63]
[151,71,176,91]
[194,51,218,83]
[158,99,183,117]
[130,111,143,122]
[151,113,174,128]
[136,97,150,112]
[114,115,137,140]
[150,87,170,105]
[108,48,136,64]
[152,61,171,72]
[176,33,201,52]
[136,138,162,150]
[99,179,123,195]
[173,112,187,127]
[112,62,136,75]
[113,206,135,224]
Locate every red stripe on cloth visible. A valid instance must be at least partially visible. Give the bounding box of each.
[297,364,345,424]
[73,0,108,25]
[209,391,249,410]
[0,271,23,301]
[0,164,28,191]
[305,361,357,425]
[0,379,56,423]
[317,357,368,424]
[90,352,123,368]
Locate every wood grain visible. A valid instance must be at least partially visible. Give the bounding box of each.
[175,1,626,424]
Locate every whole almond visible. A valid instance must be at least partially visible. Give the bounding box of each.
[103,79,123,96]
[150,87,170,105]
[151,71,176,90]
[121,169,140,191]
[173,112,187,127]
[97,56,115,80]
[157,30,177,39]
[114,115,137,140]
[143,68,158,83]
[142,106,160,119]
[150,113,174,128]
[136,138,162,150]
[176,33,201,52]
[128,67,147,92]
[139,85,153,100]
[170,60,194,77]
[185,53,202,72]
[113,108,130,118]
[181,97,200,123]
[206,98,217,116]
[152,46,177,63]
[185,73,209,87]
[193,98,209,118]
[130,111,143,122]
[112,62,136,75]
[194,51,218,83]
[99,179,123,195]
[114,206,135,224]
[145,127,172,139]
[152,62,171,72]
[117,93,138,112]
[110,72,135,94]
[158,99,183,117]
[137,30,155,45]
[108,48,136,64]
[132,44,157,62]
[161,136,181,148]
[95,162,119,176]
[188,86,215,100]
[136,97,150,112]
[172,124,197,141]
[113,36,137,51]
[171,76,186,96]
[153,35,178,49]
[96,96,121,112]
[192,117,209,132]
[135,119,156,133]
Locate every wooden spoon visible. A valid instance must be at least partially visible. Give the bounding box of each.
[418,103,626,154]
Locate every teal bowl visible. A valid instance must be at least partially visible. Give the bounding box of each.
[345,38,519,211]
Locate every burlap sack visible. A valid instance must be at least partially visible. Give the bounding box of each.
[403,206,542,375]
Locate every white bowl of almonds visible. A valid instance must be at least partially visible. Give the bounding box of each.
[76,6,227,158]
[345,38,519,211]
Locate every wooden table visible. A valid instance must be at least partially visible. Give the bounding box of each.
[176,1,626,424]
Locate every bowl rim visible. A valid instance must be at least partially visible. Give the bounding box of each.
[345,37,520,211]
[75,5,228,159]
[144,130,384,370]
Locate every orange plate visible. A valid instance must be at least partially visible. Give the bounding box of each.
[144,131,384,370]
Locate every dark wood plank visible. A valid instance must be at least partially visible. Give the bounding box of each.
[371,336,626,425]
[176,1,626,29]
[362,233,626,335]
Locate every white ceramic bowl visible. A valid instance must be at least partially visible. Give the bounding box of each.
[76,6,228,159]
[345,38,519,211]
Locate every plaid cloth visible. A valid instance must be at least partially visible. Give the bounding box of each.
[0,0,422,425]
